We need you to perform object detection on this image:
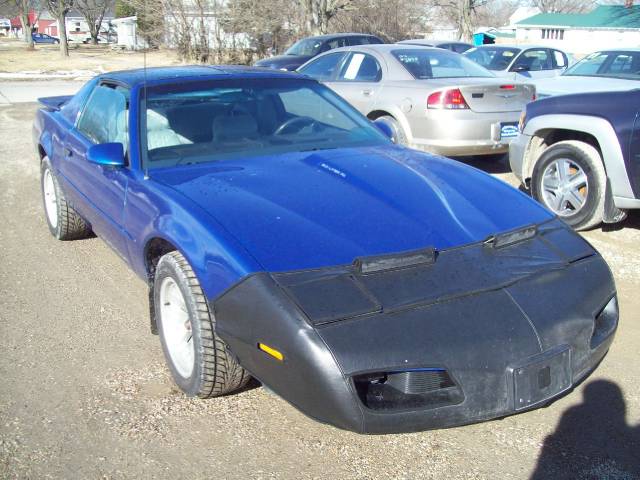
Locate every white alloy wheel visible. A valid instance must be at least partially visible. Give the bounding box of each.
[43,168,58,229]
[540,157,588,217]
[159,277,195,378]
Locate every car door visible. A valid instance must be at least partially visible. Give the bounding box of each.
[58,83,132,261]
[510,48,556,81]
[324,51,384,114]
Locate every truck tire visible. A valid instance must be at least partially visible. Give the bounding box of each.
[531,140,606,231]
[154,251,249,398]
[40,157,93,240]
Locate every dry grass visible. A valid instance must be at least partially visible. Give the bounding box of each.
[0,37,184,74]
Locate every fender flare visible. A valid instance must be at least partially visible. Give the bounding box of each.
[522,114,635,200]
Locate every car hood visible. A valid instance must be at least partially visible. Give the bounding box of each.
[535,75,640,97]
[151,146,552,272]
[254,55,312,70]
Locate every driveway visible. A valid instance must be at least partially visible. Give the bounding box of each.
[1,102,639,479]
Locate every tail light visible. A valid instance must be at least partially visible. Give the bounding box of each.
[427,89,469,110]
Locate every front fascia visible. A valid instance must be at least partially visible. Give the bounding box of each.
[211,219,617,433]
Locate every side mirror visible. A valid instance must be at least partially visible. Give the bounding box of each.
[511,64,530,72]
[87,142,125,167]
[373,118,396,143]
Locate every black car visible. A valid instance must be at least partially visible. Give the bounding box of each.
[254,33,384,71]
[396,39,473,53]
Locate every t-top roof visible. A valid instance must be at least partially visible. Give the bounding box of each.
[100,65,304,87]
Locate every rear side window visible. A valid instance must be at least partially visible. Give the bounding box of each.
[512,49,553,71]
[337,53,382,82]
[77,85,128,148]
[347,36,383,46]
[299,52,346,81]
[61,77,98,124]
[325,37,349,50]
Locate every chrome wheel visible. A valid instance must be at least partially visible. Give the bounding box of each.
[159,277,194,378]
[540,158,588,217]
[43,168,58,229]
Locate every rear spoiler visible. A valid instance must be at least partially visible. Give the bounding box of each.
[37,95,73,111]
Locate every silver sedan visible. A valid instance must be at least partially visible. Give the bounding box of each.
[297,44,536,157]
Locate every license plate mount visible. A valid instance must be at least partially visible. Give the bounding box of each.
[511,345,572,411]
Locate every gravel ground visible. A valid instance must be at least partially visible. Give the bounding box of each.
[1,103,639,480]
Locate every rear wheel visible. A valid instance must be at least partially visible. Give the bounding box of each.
[40,157,92,240]
[531,140,606,230]
[154,251,249,398]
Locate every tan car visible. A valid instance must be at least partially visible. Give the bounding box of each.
[298,44,536,157]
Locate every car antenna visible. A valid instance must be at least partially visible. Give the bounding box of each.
[142,12,149,180]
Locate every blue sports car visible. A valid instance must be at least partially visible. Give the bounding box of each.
[33,66,618,434]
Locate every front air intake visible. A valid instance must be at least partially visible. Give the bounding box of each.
[352,369,464,412]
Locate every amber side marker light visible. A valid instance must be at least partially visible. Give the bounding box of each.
[258,343,284,361]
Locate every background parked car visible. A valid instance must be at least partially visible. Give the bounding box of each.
[463,45,570,81]
[298,44,535,157]
[533,49,640,97]
[31,32,59,44]
[254,33,384,71]
[510,89,640,230]
[397,39,473,53]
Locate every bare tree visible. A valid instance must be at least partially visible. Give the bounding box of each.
[75,0,112,44]
[330,0,431,41]
[530,0,594,13]
[44,0,74,56]
[299,0,355,34]
[225,0,297,55]
[0,0,37,48]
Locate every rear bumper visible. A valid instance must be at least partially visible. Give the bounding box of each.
[509,132,530,182]
[409,110,520,156]
[212,220,617,434]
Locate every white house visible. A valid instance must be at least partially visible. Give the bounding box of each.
[515,5,640,55]
[111,16,146,50]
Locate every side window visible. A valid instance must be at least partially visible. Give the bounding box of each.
[77,85,128,150]
[298,53,346,81]
[553,50,567,69]
[453,43,471,54]
[61,77,98,124]
[512,49,552,71]
[326,37,349,50]
[337,52,382,82]
[606,53,640,74]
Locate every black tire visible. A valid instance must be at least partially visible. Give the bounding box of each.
[40,157,92,240]
[531,140,606,231]
[154,251,249,398]
[376,115,408,145]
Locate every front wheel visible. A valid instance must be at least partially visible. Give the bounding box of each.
[154,251,249,398]
[531,140,606,231]
[375,115,408,145]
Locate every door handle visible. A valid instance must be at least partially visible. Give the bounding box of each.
[362,89,373,96]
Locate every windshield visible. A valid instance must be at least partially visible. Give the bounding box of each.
[285,38,323,56]
[563,51,640,79]
[464,47,521,71]
[392,49,494,79]
[142,78,389,169]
